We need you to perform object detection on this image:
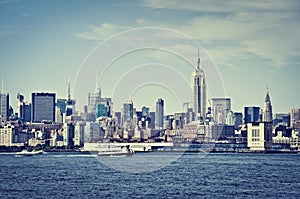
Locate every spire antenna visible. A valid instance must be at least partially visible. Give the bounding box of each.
[67,78,71,101]
[197,49,200,70]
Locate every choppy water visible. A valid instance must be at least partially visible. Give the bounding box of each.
[0,152,299,198]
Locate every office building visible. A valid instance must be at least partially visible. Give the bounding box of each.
[56,99,67,114]
[17,93,24,117]
[244,106,260,124]
[88,86,101,114]
[247,122,272,151]
[122,101,134,125]
[149,112,155,129]
[0,79,9,122]
[0,124,14,146]
[155,98,164,129]
[211,98,231,124]
[142,106,150,117]
[234,112,243,128]
[96,104,108,118]
[114,112,121,126]
[97,97,113,118]
[0,94,9,122]
[273,113,290,127]
[32,92,56,122]
[63,122,75,148]
[290,108,300,128]
[74,122,85,147]
[17,93,31,122]
[192,50,207,120]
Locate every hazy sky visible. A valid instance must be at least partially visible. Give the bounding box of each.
[1,0,299,114]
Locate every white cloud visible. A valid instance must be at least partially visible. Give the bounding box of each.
[74,23,130,40]
[142,0,299,13]
[141,0,300,68]
[75,1,300,70]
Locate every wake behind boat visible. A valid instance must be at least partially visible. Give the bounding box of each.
[15,149,44,156]
[97,145,134,157]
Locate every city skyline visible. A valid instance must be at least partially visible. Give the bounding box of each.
[1,0,300,114]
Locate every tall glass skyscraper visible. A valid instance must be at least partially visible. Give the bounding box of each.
[88,87,101,114]
[155,98,164,129]
[191,50,207,120]
[32,92,56,122]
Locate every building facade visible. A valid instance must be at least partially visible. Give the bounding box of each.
[211,98,231,124]
[0,124,14,147]
[290,108,300,128]
[247,122,272,151]
[155,98,164,129]
[262,90,273,122]
[0,93,9,122]
[32,92,56,122]
[88,87,102,114]
[244,106,260,124]
[122,101,134,125]
[192,50,207,120]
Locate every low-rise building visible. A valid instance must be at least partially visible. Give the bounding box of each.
[247,122,272,151]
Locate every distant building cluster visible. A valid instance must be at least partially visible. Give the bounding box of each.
[0,51,299,152]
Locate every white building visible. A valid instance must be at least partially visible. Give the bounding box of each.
[0,124,14,147]
[247,122,272,151]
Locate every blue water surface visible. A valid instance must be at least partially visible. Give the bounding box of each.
[0,152,299,198]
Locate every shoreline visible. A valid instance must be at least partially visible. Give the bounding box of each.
[0,149,298,154]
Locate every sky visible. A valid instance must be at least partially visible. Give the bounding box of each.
[0,0,299,115]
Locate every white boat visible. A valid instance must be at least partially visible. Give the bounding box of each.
[16,149,44,156]
[97,145,134,157]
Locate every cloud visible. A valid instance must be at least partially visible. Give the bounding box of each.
[75,1,300,70]
[142,0,300,13]
[140,0,300,68]
[21,12,28,17]
[74,23,130,41]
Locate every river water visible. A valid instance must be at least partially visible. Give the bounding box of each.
[0,152,299,198]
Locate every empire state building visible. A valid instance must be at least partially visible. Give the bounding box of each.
[192,50,207,120]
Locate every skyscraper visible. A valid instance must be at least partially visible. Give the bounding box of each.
[66,79,76,116]
[32,92,56,122]
[88,86,101,114]
[0,94,9,122]
[192,50,207,120]
[290,108,300,128]
[155,98,164,129]
[211,98,231,124]
[17,93,31,122]
[99,97,113,117]
[122,101,133,125]
[244,106,260,124]
[262,88,273,122]
[0,79,9,122]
